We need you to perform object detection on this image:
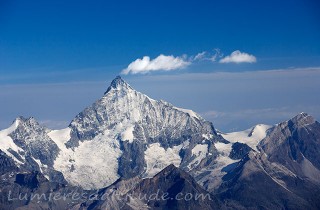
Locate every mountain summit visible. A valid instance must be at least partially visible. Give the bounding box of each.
[0,76,220,190]
[104,75,132,94]
[62,76,220,189]
[1,77,320,209]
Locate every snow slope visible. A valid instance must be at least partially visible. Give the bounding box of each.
[0,119,24,163]
[144,142,188,177]
[49,129,122,190]
[221,124,273,150]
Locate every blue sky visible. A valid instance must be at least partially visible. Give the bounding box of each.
[0,0,320,131]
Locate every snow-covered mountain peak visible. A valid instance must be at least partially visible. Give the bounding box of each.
[5,116,46,137]
[248,124,270,137]
[12,117,53,137]
[69,76,209,144]
[289,112,315,127]
[104,75,132,94]
[49,76,220,189]
[221,124,273,150]
[15,116,39,127]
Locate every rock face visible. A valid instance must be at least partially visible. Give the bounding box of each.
[259,113,320,179]
[215,113,320,209]
[0,170,89,210]
[79,164,223,210]
[228,142,252,160]
[216,152,315,210]
[0,150,18,175]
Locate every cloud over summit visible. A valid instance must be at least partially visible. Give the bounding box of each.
[121,50,257,75]
[121,54,190,75]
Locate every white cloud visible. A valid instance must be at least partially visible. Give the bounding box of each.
[193,51,207,61]
[193,48,222,62]
[121,54,191,75]
[219,50,256,64]
[121,49,256,75]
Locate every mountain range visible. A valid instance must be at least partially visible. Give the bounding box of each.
[0,76,319,210]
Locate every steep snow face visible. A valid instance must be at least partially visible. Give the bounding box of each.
[0,119,24,163]
[173,107,201,120]
[221,124,273,150]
